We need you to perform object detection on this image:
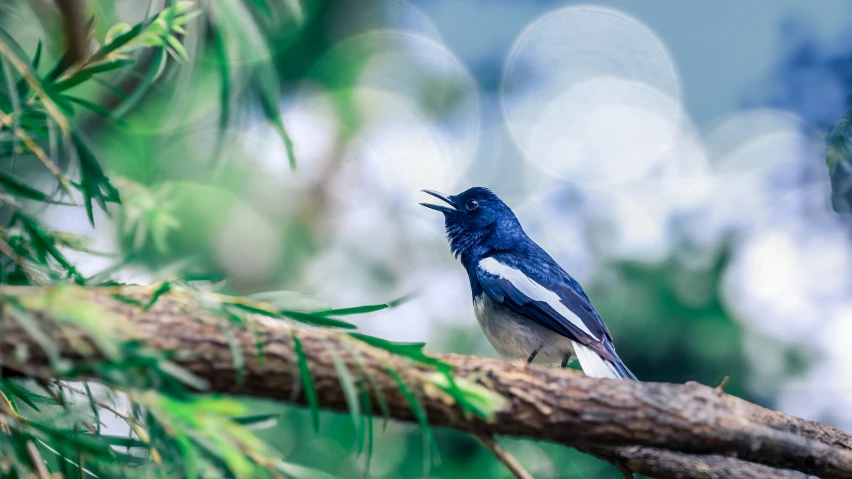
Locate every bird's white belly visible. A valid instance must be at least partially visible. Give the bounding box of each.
[473,294,575,365]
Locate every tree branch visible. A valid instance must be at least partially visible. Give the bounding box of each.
[475,433,534,479]
[0,286,848,478]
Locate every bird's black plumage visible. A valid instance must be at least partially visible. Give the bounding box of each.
[422,187,636,380]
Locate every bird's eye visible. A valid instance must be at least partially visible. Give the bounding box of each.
[466,199,479,211]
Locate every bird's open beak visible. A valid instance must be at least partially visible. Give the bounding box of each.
[420,190,458,214]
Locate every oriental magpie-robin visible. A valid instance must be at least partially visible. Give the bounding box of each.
[421,187,636,380]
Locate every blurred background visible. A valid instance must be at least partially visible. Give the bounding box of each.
[4,0,852,477]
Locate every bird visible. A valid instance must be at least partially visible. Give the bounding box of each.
[420,187,637,380]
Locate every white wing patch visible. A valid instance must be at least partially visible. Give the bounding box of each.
[478,257,599,340]
[573,341,621,379]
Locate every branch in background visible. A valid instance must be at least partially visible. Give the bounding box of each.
[586,446,807,479]
[475,433,533,479]
[55,0,88,66]
[0,286,850,479]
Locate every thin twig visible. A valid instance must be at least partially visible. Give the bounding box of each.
[62,384,151,444]
[0,38,69,134]
[0,237,46,286]
[0,109,75,198]
[715,376,730,395]
[476,433,533,479]
[55,0,88,66]
[26,440,50,479]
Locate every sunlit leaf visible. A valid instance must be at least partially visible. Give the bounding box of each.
[425,374,505,421]
[349,334,448,373]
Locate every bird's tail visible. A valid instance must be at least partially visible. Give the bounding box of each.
[572,341,637,380]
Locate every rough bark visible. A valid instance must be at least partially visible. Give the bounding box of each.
[0,286,849,478]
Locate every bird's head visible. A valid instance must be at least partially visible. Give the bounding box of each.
[420,187,521,260]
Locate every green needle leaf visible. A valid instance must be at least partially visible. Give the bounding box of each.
[0,172,49,201]
[292,332,320,432]
[325,342,361,435]
[387,366,438,476]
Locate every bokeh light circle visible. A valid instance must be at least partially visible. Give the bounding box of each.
[310,31,481,202]
[332,88,468,208]
[502,5,681,184]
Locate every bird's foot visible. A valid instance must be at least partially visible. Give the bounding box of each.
[523,345,543,368]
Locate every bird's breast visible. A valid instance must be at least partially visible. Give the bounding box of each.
[472,294,574,363]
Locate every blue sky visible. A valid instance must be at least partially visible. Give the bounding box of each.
[414,0,852,126]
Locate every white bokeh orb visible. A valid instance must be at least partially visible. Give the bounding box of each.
[502,5,681,184]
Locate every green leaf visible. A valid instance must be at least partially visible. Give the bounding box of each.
[0,26,33,67]
[314,293,414,316]
[173,429,201,479]
[324,343,361,436]
[359,382,374,474]
[91,77,129,100]
[223,295,356,329]
[31,40,41,69]
[83,381,101,434]
[144,281,171,311]
[349,334,448,372]
[276,461,340,479]
[217,320,245,385]
[158,360,209,391]
[387,366,437,475]
[232,413,280,430]
[340,339,391,430]
[253,71,296,170]
[210,0,296,169]
[112,47,166,119]
[210,26,231,169]
[291,332,320,432]
[7,302,62,367]
[62,95,125,124]
[165,34,188,61]
[0,379,45,411]
[1,56,22,166]
[425,374,505,421]
[26,422,114,457]
[17,213,85,282]
[0,171,49,201]
[13,39,41,98]
[91,434,146,448]
[352,333,501,419]
[70,130,121,225]
[52,59,136,92]
[95,23,145,59]
[246,290,330,312]
[280,310,357,330]
[105,23,132,45]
